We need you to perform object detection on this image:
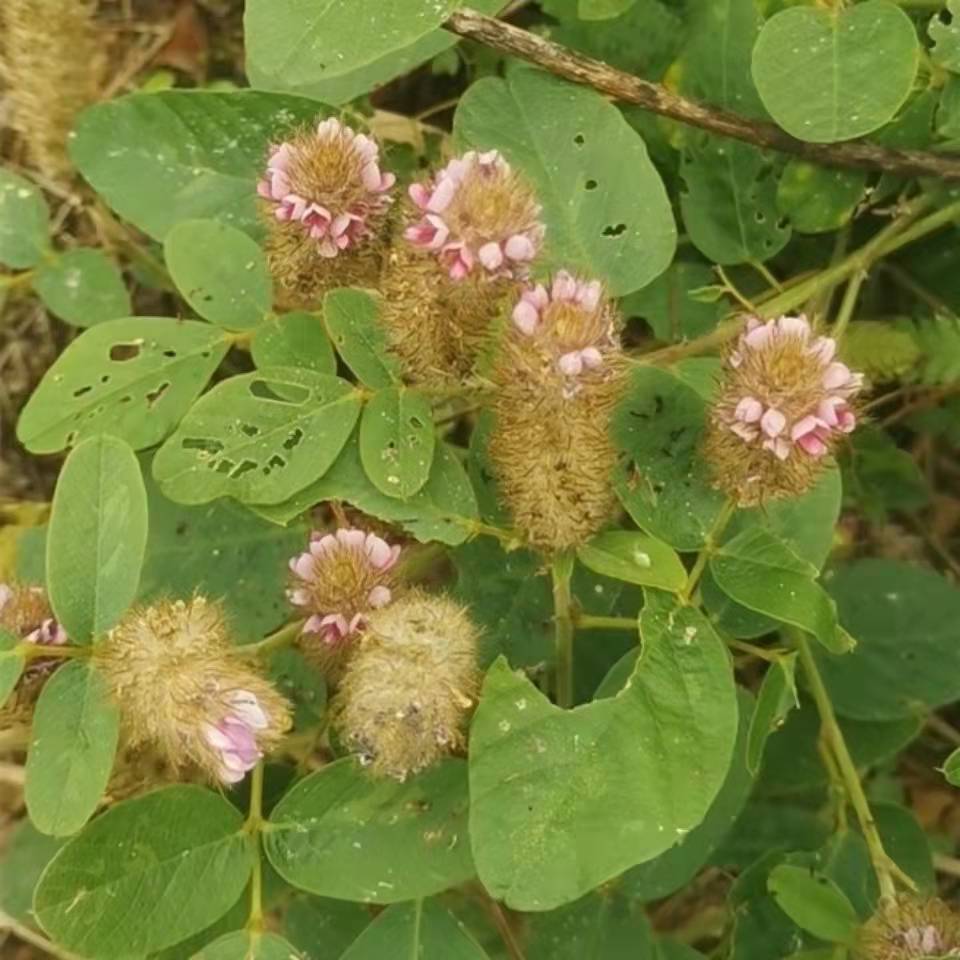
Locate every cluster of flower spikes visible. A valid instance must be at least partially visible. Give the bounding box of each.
[855,897,960,959]
[488,270,626,552]
[287,526,480,780]
[378,148,545,383]
[258,116,395,308]
[93,597,291,786]
[704,313,864,506]
[0,582,67,729]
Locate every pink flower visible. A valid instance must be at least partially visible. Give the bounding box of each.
[721,314,862,462]
[257,117,395,258]
[404,150,544,281]
[288,527,401,647]
[203,689,269,784]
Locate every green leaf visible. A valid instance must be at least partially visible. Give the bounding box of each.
[611,366,727,551]
[46,435,148,642]
[0,821,66,926]
[17,317,229,454]
[324,288,401,389]
[525,889,655,959]
[252,312,336,375]
[70,91,323,240]
[0,170,49,269]
[265,757,474,903]
[576,531,686,591]
[245,0,461,96]
[776,161,866,235]
[252,440,478,546]
[679,138,791,265]
[153,367,362,506]
[164,219,272,330]
[578,0,636,19]
[24,661,119,836]
[138,465,307,644]
[709,529,853,654]
[943,746,960,786]
[454,69,676,297]
[194,932,303,959]
[816,559,960,720]
[746,654,799,775]
[359,387,436,500]
[283,896,371,959]
[339,900,489,960]
[34,249,131,327]
[35,786,255,957]
[0,628,24,708]
[752,2,918,143]
[767,864,859,945]
[469,592,737,910]
[931,0,960,72]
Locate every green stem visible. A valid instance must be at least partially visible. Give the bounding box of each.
[245,762,265,934]
[576,614,637,631]
[793,630,914,901]
[679,498,737,605]
[18,642,89,661]
[831,266,866,341]
[551,551,575,709]
[236,620,303,660]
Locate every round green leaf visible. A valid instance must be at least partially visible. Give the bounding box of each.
[164,219,272,330]
[752,2,919,143]
[17,317,229,454]
[576,531,686,591]
[265,757,474,903]
[817,559,960,720]
[339,900,489,960]
[33,248,130,327]
[454,69,676,297]
[195,932,303,959]
[69,91,323,240]
[153,367,363,506]
[359,387,436,500]
[776,161,866,235]
[46,435,148,642]
[324,288,401,389]
[252,311,336,375]
[25,661,119,837]
[0,169,49,268]
[34,786,255,958]
[767,865,859,945]
[469,592,738,910]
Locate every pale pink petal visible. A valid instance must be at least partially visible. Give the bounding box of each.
[365,535,393,569]
[744,321,775,350]
[552,271,577,302]
[228,691,268,730]
[734,396,763,423]
[578,280,602,312]
[796,432,828,457]
[790,415,824,441]
[427,176,457,213]
[760,407,787,438]
[478,241,504,271]
[807,336,836,365]
[512,299,539,335]
[823,362,853,391]
[384,545,402,570]
[763,436,792,460]
[303,614,325,635]
[288,588,310,607]
[338,528,366,551]
[504,233,535,262]
[290,553,316,581]
[558,352,583,376]
[777,315,810,338]
[368,585,392,608]
[580,347,603,369]
[409,182,432,209]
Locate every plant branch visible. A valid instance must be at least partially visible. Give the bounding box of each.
[793,630,916,901]
[445,8,960,181]
[551,551,576,709]
[245,762,265,934]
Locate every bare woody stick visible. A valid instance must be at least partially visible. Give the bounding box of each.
[444,7,960,183]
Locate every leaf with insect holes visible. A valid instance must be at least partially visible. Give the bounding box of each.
[164,219,273,331]
[454,68,676,296]
[576,531,686,592]
[17,318,229,454]
[34,249,131,327]
[152,366,362,506]
[359,387,435,500]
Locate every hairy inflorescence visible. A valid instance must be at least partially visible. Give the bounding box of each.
[856,897,960,959]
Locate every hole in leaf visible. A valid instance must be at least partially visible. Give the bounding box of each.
[100,374,110,384]
[755,211,766,224]
[110,342,141,361]
[585,179,598,191]
[215,458,236,475]
[231,459,258,479]
[240,423,260,438]
[602,223,627,237]
[409,416,425,429]
[183,437,224,455]
[283,427,304,451]
[249,378,310,403]
[263,453,286,474]
[163,349,178,359]
[145,382,170,408]
[73,385,93,398]
[573,134,585,146]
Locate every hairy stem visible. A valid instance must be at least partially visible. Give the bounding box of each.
[445,9,960,181]
[551,551,576,709]
[793,630,914,901]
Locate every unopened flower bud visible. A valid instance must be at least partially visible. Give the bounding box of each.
[287,527,401,673]
[704,314,863,505]
[488,271,624,552]
[856,897,960,959]
[332,590,480,781]
[378,149,545,384]
[94,597,291,786]
[259,117,395,308]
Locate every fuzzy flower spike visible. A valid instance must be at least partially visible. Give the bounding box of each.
[94,597,291,787]
[855,897,960,959]
[705,314,863,505]
[288,527,401,655]
[259,117,395,308]
[404,149,544,281]
[0,582,66,647]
